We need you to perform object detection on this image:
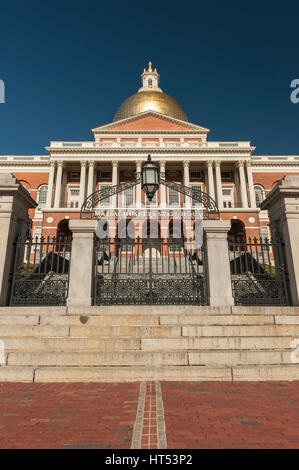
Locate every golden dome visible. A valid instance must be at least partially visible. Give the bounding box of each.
[113,91,188,122]
[113,63,188,122]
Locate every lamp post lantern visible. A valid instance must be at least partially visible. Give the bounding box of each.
[141,155,159,201]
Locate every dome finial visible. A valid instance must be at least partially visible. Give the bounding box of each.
[148,61,153,72]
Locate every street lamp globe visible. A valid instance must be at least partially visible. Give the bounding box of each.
[141,155,159,201]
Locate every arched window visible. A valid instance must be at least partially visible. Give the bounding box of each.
[254,185,265,208]
[37,185,48,208]
[148,79,153,87]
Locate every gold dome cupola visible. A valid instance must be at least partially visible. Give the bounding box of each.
[138,61,163,93]
[113,62,188,122]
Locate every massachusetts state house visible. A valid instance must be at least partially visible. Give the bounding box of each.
[1,63,299,242]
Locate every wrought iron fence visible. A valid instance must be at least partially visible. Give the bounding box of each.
[10,236,72,306]
[228,236,289,306]
[94,236,206,305]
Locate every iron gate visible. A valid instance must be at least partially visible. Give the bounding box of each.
[94,237,206,305]
[228,236,289,306]
[10,236,72,306]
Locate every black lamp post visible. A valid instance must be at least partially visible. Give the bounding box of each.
[141,155,159,201]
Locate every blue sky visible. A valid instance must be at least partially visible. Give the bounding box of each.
[0,0,298,155]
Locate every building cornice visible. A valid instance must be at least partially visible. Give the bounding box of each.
[46,147,255,156]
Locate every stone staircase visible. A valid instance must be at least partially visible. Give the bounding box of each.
[0,305,299,382]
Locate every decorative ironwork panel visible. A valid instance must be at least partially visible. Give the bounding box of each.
[228,236,289,306]
[10,236,72,306]
[94,237,206,305]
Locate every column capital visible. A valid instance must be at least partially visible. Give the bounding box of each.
[214,160,221,168]
[183,160,190,168]
[88,160,95,168]
[49,160,56,168]
[159,160,166,167]
[112,160,119,168]
[80,160,87,167]
[57,160,64,168]
[205,160,214,168]
[136,160,142,169]
[235,160,245,168]
[245,160,252,168]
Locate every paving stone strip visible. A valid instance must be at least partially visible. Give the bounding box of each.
[131,381,167,449]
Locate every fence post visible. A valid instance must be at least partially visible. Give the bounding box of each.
[261,175,299,305]
[67,219,96,307]
[203,220,234,306]
[0,174,37,306]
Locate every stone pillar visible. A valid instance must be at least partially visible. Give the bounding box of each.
[0,174,37,306]
[159,160,166,207]
[206,161,215,201]
[136,160,142,207]
[79,160,87,207]
[67,219,96,307]
[87,160,95,197]
[183,160,190,207]
[53,161,63,208]
[214,161,223,209]
[246,161,256,209]
[203,219,234,306]
[46,161,55,208]
[112,160,119,208]
[261,175,299,305]
[237,161,248,208]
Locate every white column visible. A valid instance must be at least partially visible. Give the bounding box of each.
[159,160,166,207]
[112,160,119,208]
[46,161,55,208]
[246,161,256,209]
[234,166,241,207]
[87,160,95,197]
[79,160,87,207]
[206,161,215,201]
[136,160,142,207]
[54,161,63,208]
[214,160,223,209]
[183,160,190,207]
[237,161,248,208]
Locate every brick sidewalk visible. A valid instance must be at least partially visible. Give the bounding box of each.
[161,381,299,449]
[0,382,139,449]
[0,381,299,449]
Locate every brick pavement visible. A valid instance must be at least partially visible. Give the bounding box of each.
[0,382,139,449]
[0,381,299,449]
[161,381,299,449]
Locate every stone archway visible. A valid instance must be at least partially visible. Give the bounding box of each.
[228,219,246,244]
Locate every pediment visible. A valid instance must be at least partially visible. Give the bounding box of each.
[92,111,210,133]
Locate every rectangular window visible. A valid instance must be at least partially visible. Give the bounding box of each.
[67,186,80,209]
[69,171,80,181]
[191,185,203,207]
[99,171,112,180]
[32,226,42,255]
[221,171,232,179]
[190,172,202,179]
[123,186,134,207]
[168,187,180,206]
[222,186,234,208]
[260,226,271,252]
[98,185,111,207]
